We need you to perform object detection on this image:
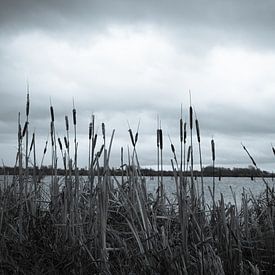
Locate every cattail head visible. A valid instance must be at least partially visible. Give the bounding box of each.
[58,137,63,152]
[159,129,163,150]
[171,143,175,154]
[211,138,215,162]
[18,114,22,141]
[102,123,105,140]
[92,134,97,150]
[195,119,200,143]
[89,122,92,140]
[73,108,76,125]
[65,115,69,131]
[128,129,135,147]
[26,92,30,117]
[91,114,95,135]
[50,106,54,122]
[121,147,123,165]
[134,132,138,145]
[43,141,48,155]
[22,121,28,138]
[184,122,187,144]
[157,129,160,148]
[189,106,193,130]
[29,133,35,152]
[64,136,69,149]
[180,118,183,142]
[97,144,104,159]
[50,121,54,146]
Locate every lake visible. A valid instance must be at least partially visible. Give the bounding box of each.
[1,175,273,206]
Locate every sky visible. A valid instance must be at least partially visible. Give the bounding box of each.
[1,0,275,171]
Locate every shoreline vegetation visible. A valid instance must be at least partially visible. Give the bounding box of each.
[0,93,274,274]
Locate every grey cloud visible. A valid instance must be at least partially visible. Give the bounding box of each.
[1,1,275,49]
[1,0,275,170]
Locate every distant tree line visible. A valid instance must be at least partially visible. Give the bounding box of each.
[0,165,273,178]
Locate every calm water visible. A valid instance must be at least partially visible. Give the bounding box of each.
[146,176,272,206]
[1,175,273,206]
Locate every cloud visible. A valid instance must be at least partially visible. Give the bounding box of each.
[1,1,275,170]
[1,0,275,50]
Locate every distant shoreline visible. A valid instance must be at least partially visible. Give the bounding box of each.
[1,166,272,178]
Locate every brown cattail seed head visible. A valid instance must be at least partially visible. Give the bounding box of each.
[97,144,104,158]
[89,122,92,140]
[189,106,193,130]
[64,136,69,149]
[180,118,183,142]
[134,132,138,145]
[121,147,123,164]
[157,129,160,148]
[159,129,163,150]
[22,121,28,138]
[128,129,135,147]
[102,123,105,139]
[73,109,76,125]
[50,106,54,122]
[211,139,215,162]
[43,141,48,154]
[65,115,69,131]
[92,134,97,150]
[58,137,63,151]
[26,93,30,117]
[195,119,200,143]
[29,133,35,152]
[171,143,175,154]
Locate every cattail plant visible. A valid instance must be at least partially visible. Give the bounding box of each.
[49,102,59,215]
[72,101,77,168]
[180,105,183,173]
[184,121,187,172]
[29,132,37,200]
[159,124,164,200]
[17,112,23,242]
[157,119,160,196]
[195,111,204,209]
[211,138,215,204]
[25,89,30,195]
[188,91,195,206]
[65,115,70,160]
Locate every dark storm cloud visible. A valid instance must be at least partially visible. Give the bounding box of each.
[1,0,275,48]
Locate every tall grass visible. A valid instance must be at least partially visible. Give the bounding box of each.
[0,94,274,274]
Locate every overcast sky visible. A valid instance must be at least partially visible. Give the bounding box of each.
[1,0,275,171]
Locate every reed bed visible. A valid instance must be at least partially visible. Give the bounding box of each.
[0,94,274,274]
